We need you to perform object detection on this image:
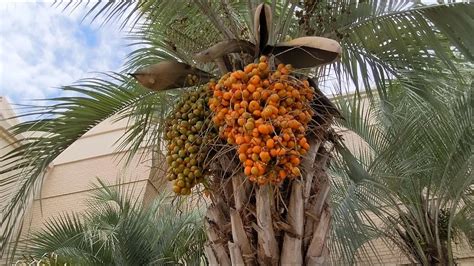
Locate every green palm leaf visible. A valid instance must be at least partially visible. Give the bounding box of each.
[335,3,473,101]
[0,74,175,257]
[18,178,206,265]
[331,78,473,263]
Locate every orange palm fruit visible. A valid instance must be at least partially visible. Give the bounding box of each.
[252,145,262,154]
[253,110,261,117]
[247,84,256,92]
[252,91,261,100]
[303,142,310,150]
[270,148,278,157]
[249,75,261,85]
[223,92,232,100]
[274,82,284,90]
[261,109,271,119]
[251,137,262,146]
[244,166,252,175]
[261,89,271,100]
[244,64,255,73]
[280,67,290,75]
[268,94,280,103]
[244,135,252,143]
[291,167,301,176]
[248,100,260,112]
[299,137,307,147]
[290,156,300,165]
[239,144,249,153]
[256,163,266,175]
[233,103,241,111]
[292,89,300,99]
[277,148,286,156]
[232,83,243,91]
[287,141,295,148]
[259,151,271,162]
[266,139,275,149]
[257,124,269,134]
[277,89,287,98]
[235,136,244,145]
[279,169,287,179]
[252,128,259,137]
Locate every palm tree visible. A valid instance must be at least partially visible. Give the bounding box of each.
[331,79,473,264]
[15,178,206,265]
[1,1,472,264]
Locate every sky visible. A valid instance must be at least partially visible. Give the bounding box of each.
[0,0,444,112]
[0,1,132,109]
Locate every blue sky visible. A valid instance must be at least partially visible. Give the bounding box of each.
[0,1,132,108]
[0,0,442,110]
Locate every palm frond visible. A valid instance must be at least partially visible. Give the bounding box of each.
[18,178,206,265]
[331,77,473,263]
[26,213,108,265]
[334,3,473,103]
[0,74,171,257]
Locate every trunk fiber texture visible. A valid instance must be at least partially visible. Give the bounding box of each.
[205,134,333,266]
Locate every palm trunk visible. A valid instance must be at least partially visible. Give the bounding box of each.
[205,134,333,265]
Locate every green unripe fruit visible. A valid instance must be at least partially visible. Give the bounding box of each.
[176,180,185,187]
[181,187,190,195]
[165,86,216,195]
[194,169,202,177]
[183,168,190,176]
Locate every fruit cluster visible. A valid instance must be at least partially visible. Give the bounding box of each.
[165,86,215,195]
[208,56,314,185]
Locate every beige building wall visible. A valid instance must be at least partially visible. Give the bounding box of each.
[21,116,160,234]
[0,97,159,241]
[0,97,27,264]
[0,97,24,218]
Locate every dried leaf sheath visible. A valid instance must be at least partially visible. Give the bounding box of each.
[130,61,214,91]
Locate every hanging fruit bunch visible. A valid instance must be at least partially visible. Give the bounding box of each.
[131,3,342,194]
[165,86,216,195]
[208,56,314,185]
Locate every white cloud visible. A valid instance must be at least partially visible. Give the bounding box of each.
[0,2,132,107]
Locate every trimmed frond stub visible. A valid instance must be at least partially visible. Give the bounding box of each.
[254,3,272,55]
[267,36,342,69]
[194,40,255,62]
[130,61,214,91]
[307,78,343,120]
